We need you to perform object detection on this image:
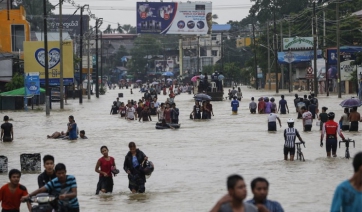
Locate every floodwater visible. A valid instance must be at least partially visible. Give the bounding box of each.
[1,86,361,212]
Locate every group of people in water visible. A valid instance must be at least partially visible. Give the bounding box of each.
[46,115,87,140]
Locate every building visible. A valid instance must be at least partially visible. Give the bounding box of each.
[0,4,30,56]
[181,24,231,74]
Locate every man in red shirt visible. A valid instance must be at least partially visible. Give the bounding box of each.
[0,169,31,211]
[321,112,345,157]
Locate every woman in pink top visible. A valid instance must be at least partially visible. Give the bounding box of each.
[164,103,172,123]
[95,146,116,194]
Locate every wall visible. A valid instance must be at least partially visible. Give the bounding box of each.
[0,6,30,57]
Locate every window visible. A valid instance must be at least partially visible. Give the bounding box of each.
[195,5,205,10]
[211,34,217,40]
[11,25,25,52]
[211,50,218,56]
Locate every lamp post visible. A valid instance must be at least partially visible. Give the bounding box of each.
[43,0,50,115]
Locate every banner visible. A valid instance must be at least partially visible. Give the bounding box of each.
[25,72,40,95]
[136,2,212,34]
[48,15,89,36]
[24,41,74,86]
[278,50,322,64]
[283,37,313,50]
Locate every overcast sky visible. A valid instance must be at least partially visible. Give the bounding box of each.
[49,0,253,31]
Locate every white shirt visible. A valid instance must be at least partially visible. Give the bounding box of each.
[153,101,160,108]
[126,107,135,119]
[302,111,313,125]
[268,113,278,122]
[157,108,165,120]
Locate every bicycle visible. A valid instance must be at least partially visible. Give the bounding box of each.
[339,138,355,159]
[295,142,306,161]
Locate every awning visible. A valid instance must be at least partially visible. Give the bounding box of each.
[0,87,45,97]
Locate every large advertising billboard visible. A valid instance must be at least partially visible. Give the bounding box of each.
[277,50,322,64]
[24,41,74,86]
[282,37,313,50]
[136,2,212,35]
[48,15,90,36]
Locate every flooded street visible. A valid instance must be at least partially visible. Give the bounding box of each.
[1,86,361,212]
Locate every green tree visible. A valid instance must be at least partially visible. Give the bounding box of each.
[129,35,162,78]
[22,0,55,31]
[5,73,24,91]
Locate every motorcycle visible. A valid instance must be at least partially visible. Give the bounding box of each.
[27,193,57,212]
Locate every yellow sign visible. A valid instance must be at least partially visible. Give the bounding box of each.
[24,41,74,82]
[236,38,252,48]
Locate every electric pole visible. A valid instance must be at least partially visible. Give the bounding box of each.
[79,6,84,104]
[59,0,64,109]
[273,5,279,93]
[336,2,341,98]
[43,0,50,115]
[267,21,271,90]
[253,15,258,90]
[313,1,318,96]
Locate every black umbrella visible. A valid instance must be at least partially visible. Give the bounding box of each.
[193,93,212,101]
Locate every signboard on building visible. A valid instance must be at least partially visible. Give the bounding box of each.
[48,15,90,36]
[278,50,322,64]
[25,72,40,95]
[155,60,174,72]
[24,41,74,86]
[136,2,212,34]
[305,67,314,79]
[282,37,313,50]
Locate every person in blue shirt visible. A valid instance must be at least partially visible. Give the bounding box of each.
[22,163,79,212]
[278,95,289,114]
[330,152,362,212]
[231,96,239,115]
[247,177,284,212]
[67,115,77,140]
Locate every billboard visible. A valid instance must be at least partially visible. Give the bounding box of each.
[48,15,90,36]
[278,50,322,64]
[136,2,212,34]
[24,41,74,86]
[25,73,40,95]
[283,37,313,50]
[236,37,251,48]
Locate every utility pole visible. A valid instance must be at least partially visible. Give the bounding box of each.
[197,35,200,73]
[273,5,279,93]
[221,32,224,73]
[59,0,64,109]
[280,21,283,89]
[267,21,271,90]
[288,18,292,93]
[87,34,91,100]
[253,16,258,90]
[43,0,50,115]
[313,1,318,96]
[100,31,103,88]
[95,18,100,98]
[336,2,341,98]
[79,7,84,104]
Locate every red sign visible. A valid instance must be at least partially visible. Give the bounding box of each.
[305,67,314,79]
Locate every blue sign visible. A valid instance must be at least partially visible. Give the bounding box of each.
[327,46,362,65]
[278,50,323,64]
[25,74,40,95]
[40,78,74,86]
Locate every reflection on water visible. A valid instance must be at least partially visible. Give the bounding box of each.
[0,86,361,211]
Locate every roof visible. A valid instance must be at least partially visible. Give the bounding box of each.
[352,10,362,16]
[32,32,72,41]
[101,34,138,40]
[212,24,231,32]
[0,87,45,97]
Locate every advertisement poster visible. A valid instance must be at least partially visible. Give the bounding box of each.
[278,50,322,64]
[282,37,313,50]
[136,2,212,34]
[25,72,40,95]
[24,41,74,86]
[154,60,174,72]
[48,15,89,36]
[326,49,357,81]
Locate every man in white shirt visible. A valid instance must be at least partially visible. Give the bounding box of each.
[267,109,281,131]
[153,97,160,109]
[301,106,313,131]
[126,103,136,120]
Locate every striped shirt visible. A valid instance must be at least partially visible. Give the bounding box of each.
[45,175,79,208]
[284,127,300,148]
[246,199,284,212]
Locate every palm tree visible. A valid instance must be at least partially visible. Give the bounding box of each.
[212,14,219,24]
[116,23,124,33]
[103,24,113,34]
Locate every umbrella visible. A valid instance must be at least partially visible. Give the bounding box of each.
[162,71,174,77]
[191,76,199,82]
[193,93,212,101]
[339,98,362,108]
[218,74,225,80]
[151,81,159,85]
[166,78,173,81]
[136,79,142,83]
